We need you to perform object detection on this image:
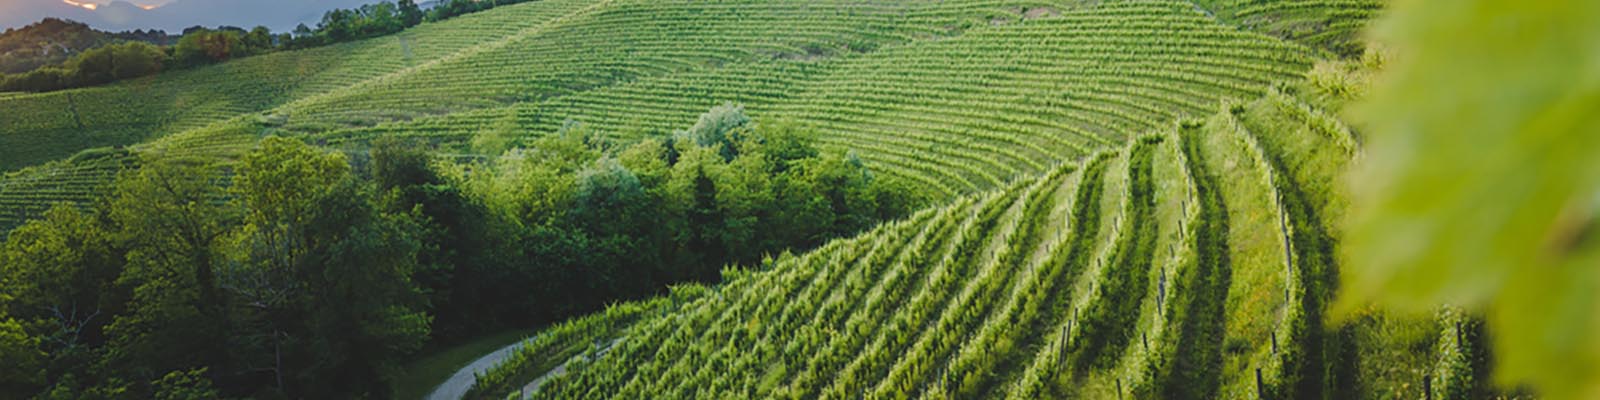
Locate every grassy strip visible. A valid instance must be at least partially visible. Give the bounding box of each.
[1005,152,1119,399]
[1066,136,1164,377]
[1147,120,1232,399]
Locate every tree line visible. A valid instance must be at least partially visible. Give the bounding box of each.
[0,0,540,93]
[0,18,176,75]
[0,105,916,398]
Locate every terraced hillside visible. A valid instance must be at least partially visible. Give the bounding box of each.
[462,83,1466,399]
[0,0,1369,232]
[1,0,1457,397]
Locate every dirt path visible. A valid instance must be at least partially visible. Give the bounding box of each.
[425,341,527,400]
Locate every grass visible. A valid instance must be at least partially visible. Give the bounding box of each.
[393,329,530,400]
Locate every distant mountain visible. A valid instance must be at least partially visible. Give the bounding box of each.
[0,0,378,32]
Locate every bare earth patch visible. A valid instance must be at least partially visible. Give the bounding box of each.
[1024,7,1060,20]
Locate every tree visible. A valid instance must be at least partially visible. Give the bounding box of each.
[290,23,315,48]
[100,160,235,385]
[371,138,507,338]
[107,42,165,80]
[173,29,245,66]
[64,44,115,85]
[0,204,123,355]
[398,0,425,26]
[470,112,520,156]
[0,67,69,92]
[0,316,44,397]
[221,137,428,397]
[245,26,273,53]
[360,2,403,37]
[151,368,218,400]
[319,9,357,42]
[674,102,752,159]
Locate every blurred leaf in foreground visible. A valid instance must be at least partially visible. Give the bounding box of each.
[1340,0,1600,398]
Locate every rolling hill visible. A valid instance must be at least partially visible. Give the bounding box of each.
[1,0,1485,398]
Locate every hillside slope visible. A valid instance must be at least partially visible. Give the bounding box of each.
[0,0,1461,398]
[467,84,1450,399]
[0,0,1367,232]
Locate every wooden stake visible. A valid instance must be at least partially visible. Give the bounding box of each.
[1255,368,1266,399]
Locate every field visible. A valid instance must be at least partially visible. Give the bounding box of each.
[2,0,1330,230]
[1,0,1498,398]
[464,84,1457,399]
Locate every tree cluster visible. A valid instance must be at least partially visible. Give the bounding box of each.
[0,0,525,93]
[0,41,168,92]
[440,105,918,327]
[0,25,274,93]
[0,18,175,75]
[0,105,915,399]
[281,0,426,49]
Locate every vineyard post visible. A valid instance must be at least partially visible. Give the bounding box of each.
[1255,368,1266,399]
[1455,321,1463,345]
[1424,373,1433,400]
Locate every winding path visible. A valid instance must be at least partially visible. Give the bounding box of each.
[424,341,526,400]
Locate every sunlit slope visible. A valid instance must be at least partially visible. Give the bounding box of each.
[0,0,597,171]
[310,0,1315,197]
[0,0,1076,231]
[1194,0,1384,57]
[267,0,1070,134]
[465,84,1443,399]
[0,0,1384,233]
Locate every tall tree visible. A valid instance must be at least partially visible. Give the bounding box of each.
[222,137,428,397]
[101,160,235,386]
[398,0,425,26]
[0,204,123,356]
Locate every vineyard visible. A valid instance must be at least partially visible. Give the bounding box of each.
[0,0,1496,398]
[460,82,1473,399]
[0,0,1330,231]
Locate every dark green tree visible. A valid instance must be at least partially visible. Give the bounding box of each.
[222,137,429,397]
[100,160,235,388]
[398,0,425,26]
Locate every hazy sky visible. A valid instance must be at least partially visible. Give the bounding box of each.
[1,0,379,33]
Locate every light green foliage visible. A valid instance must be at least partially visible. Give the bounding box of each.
[1341,0,1600,398]
[151,368,219,400]
[0,204,120,332]
[471,112,522,156]
[573,157,646,226]
[675,102,752,153]
[0,316,44,394]
[469,132,591,225]
[233,136,352,231]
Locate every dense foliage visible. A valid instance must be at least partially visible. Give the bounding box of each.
[0,18,174,75]
[0,25,275,93]
[1341,0,1600,398]
[0,104,910,398]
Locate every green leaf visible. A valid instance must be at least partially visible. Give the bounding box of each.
[1341,0,1600,398]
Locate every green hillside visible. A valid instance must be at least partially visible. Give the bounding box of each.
[2,0,1496,398]
[1,0,1351,231]
[463,83,1459,399]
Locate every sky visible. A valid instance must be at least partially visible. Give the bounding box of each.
[0,0,380,33]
